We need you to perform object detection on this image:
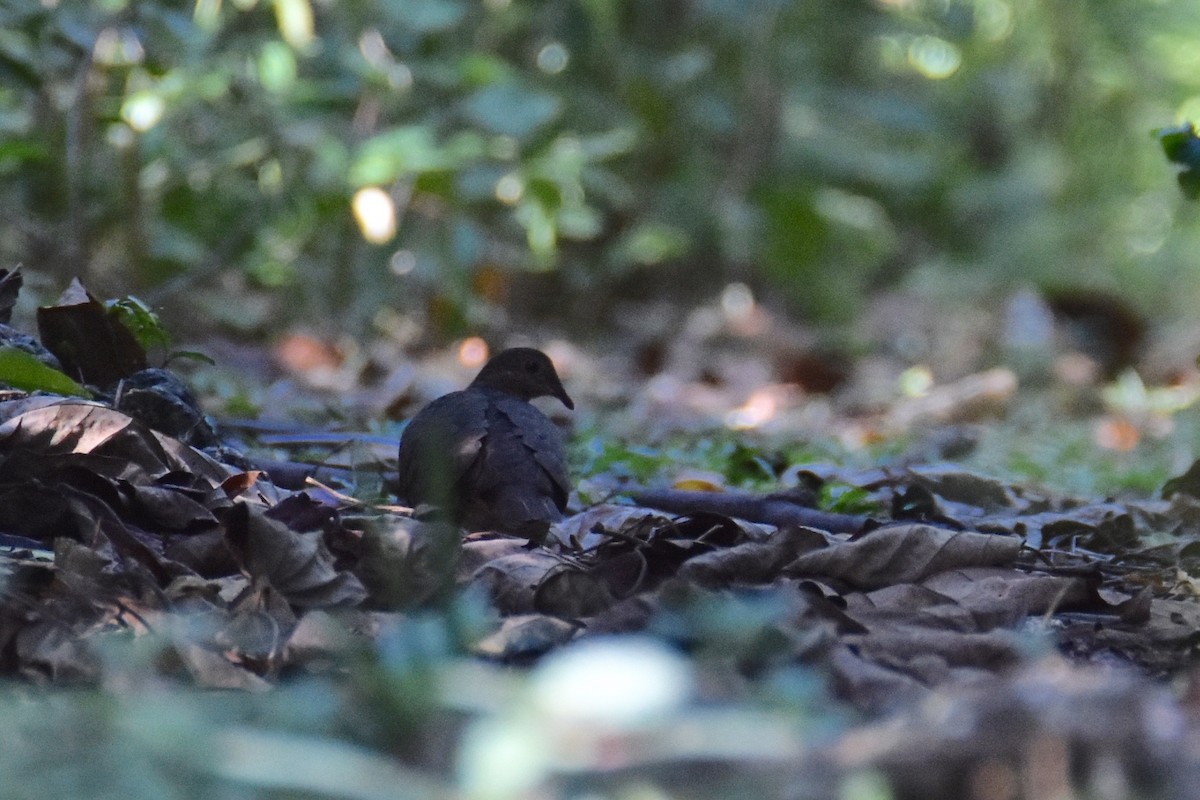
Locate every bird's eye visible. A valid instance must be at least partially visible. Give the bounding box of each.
[525,360,539,373]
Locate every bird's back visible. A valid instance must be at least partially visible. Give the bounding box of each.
[396,387,569,536]
[396,389,488,513]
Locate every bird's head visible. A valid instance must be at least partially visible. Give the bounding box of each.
[469,347,574,409]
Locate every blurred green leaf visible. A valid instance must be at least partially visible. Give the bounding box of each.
[164,350,216,367]
[0,0,1196,332]
[210,728,453,800]
[0,346,90,396]
[612,222,689,267]
[458,52,514,86]
[1156,122,1200,199]
[460,83,561,139]
[0,138,46,166]
[1156,122,1199,164]
[258,40,297,93]
[819,484,880,515]
[351,126,463,185]
[385,0,468,34]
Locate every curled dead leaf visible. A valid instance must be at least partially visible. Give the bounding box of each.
[224,502,367,608]
[786,524,1021,590]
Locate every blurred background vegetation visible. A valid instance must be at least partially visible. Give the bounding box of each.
[2,0,1199,340]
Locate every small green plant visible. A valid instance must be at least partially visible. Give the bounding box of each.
[1156,122,1200,198]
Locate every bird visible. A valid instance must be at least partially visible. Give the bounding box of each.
[396,347,573,545]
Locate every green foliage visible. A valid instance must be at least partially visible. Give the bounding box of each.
[574,433,675,484]
[962,398,1192,497]
[0,629,457,799]
[1157,123,1200,199]
[106,296,170,352]
[2,0,1200,330]
[0,346,90,396]
[575,428,854,494]
[818,483,880,515]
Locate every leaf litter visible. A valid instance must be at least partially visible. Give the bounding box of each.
[6,273,1200,796]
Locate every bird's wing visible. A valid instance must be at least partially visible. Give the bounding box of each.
[490,395,571,510]
[396,390,489,505]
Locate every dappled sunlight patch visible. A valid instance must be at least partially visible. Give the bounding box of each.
[725,386,781,430]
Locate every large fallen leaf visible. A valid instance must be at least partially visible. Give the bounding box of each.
[0,402,229,483]
[14,619,101,684]
[119,482,221,534]
[847,625,1023,673]
[551,505,670,551]
[843,584,981,633]
[224,502,367,608]
[903,464,1021,510]
[533,563,615,617]
[468,551,564,615]
[36,277,147,388]
[977,503,1136,551]
[172,643,272,691]
[785,524,1021,590]
[921,567,1103,621]
[829,644,926,711]
[676,525,830,588]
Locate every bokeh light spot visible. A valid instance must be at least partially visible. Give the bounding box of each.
[536,42,569,74]
[389,249,417,276]
[459,337,489,369]
[120,92,164,132]
[495,173,524,205]
[908,35,961,79]
[720,282,755,324]
[351,187,397,244]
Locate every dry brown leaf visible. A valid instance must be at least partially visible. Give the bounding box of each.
[785,524,1021,590]
[676,525,830,588]
[282,610,369,670]
[829,645,926,711]
[0,402,229,483]
[550,505,672,551]
[468,551,563,615]
[224,502,367,608]
[14,619,101,684]
[848,625,1023,673]
[904,464,1020,510]
[36,277,147,388]
[457,537,530,582]
[921,567,1100,621]
[533,564,615,617]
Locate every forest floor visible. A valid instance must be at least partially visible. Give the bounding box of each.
[5,279,1200,799]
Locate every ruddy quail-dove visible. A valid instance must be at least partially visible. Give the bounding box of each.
[396,347,573,545]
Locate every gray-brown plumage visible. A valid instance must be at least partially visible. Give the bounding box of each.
[396,348,573,544]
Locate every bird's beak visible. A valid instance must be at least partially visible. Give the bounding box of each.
[554,382,575,410]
